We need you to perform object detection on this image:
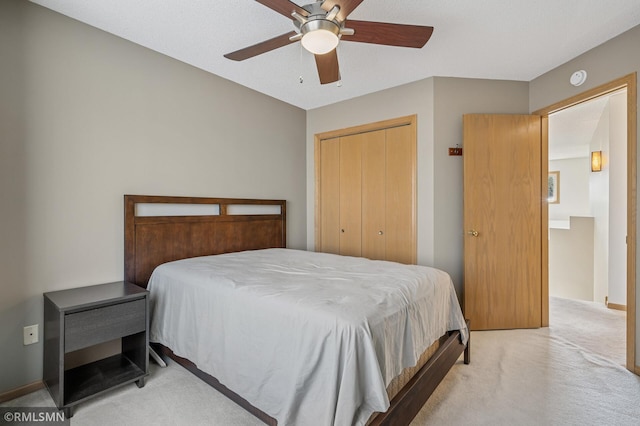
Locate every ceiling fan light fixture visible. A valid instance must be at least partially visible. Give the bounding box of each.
[300,20,340,55]
[225,0,435,86]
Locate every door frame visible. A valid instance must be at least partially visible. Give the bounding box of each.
[533,73,637,372]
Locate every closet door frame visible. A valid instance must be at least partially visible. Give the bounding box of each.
[314,115,417,263]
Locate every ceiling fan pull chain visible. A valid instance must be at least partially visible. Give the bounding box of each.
[299,42,304,84]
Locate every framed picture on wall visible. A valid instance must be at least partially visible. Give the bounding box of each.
[548,171,560,204]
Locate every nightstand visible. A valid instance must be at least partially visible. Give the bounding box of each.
[43,281,149,418]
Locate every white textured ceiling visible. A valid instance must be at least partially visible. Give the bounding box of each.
[29,0,640,110]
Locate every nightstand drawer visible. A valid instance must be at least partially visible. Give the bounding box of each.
[65,298,146,353]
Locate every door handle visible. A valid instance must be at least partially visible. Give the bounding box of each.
[467,230,479,237]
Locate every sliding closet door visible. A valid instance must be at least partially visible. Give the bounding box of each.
[319,137,340,254]
[315,115,417,264]
[361,130,386,260]
[339,133,363,257]
[385,125,416,264]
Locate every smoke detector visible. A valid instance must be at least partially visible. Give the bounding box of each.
[570,70,587,86]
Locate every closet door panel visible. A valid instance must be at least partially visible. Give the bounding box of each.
[319,137,341,254]
[339,134,362,257]
[315,115,417,264]
[385,125,416,264]
[361,130,386,260]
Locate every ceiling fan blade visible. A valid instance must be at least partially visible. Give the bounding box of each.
[321,0,364,22]
[344,20,434,48]
[256,0,309,19]
[224,31,299,61]
[315,50,340,84]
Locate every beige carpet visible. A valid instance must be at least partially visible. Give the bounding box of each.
[2,361,264,426]
[414,296,636,425]
[3,297,639,425]
[548,296,627,366]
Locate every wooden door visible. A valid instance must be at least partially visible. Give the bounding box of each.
[339,133,363,257]
[315,115,417,264]
[385,125,416,264]
[319,137,340,254]
[361,130,386,260]
[463,114,543,330]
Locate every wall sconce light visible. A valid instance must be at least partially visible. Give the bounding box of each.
[591,151,602,172]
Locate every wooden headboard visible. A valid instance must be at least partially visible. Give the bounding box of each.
[124,195,286,288]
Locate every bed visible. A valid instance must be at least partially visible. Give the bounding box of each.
[124,195,469,426]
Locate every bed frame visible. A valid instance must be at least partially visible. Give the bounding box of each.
[124,194,469,426]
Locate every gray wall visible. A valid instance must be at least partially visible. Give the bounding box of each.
[0,0,306,394]
[306,77,529,296]
[529,24,640,367]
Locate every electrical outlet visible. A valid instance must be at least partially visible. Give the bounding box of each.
[23,324,39,345]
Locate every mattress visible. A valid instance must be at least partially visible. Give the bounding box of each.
[148,248,468,426]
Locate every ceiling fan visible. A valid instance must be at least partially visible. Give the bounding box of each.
[224,0,434,84]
